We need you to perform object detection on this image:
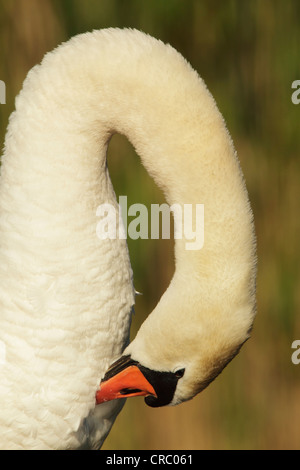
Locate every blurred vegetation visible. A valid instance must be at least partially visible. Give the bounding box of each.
[0,0,299,450]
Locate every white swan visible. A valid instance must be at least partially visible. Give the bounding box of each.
[0,28,256,450]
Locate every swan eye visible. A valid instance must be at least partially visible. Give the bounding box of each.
[175,368,185,379]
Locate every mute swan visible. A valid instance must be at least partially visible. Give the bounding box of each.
[0,28,256,450]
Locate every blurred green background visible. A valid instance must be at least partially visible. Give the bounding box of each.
[0,0,299,450]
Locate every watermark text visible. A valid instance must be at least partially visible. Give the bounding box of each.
[96,196,204,250]
[291,80,300,105]
[0,80,6,104]
[0,340,6,366]
[291,340,300,365]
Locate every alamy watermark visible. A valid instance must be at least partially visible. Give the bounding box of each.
[0,340,6,366]
[96,196,204,251]
[291,80,300,105]
[0,80,6,104]
[291,340,300,365]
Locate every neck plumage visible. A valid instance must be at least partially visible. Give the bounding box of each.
[1,29,255,287]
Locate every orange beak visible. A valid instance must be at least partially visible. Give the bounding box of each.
[96,361,157,404]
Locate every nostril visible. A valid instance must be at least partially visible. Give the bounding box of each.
[120,388,142,395]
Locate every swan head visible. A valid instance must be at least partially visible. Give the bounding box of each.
[96,283,255,407]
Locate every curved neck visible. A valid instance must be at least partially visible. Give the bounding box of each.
[1,29,255,290]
